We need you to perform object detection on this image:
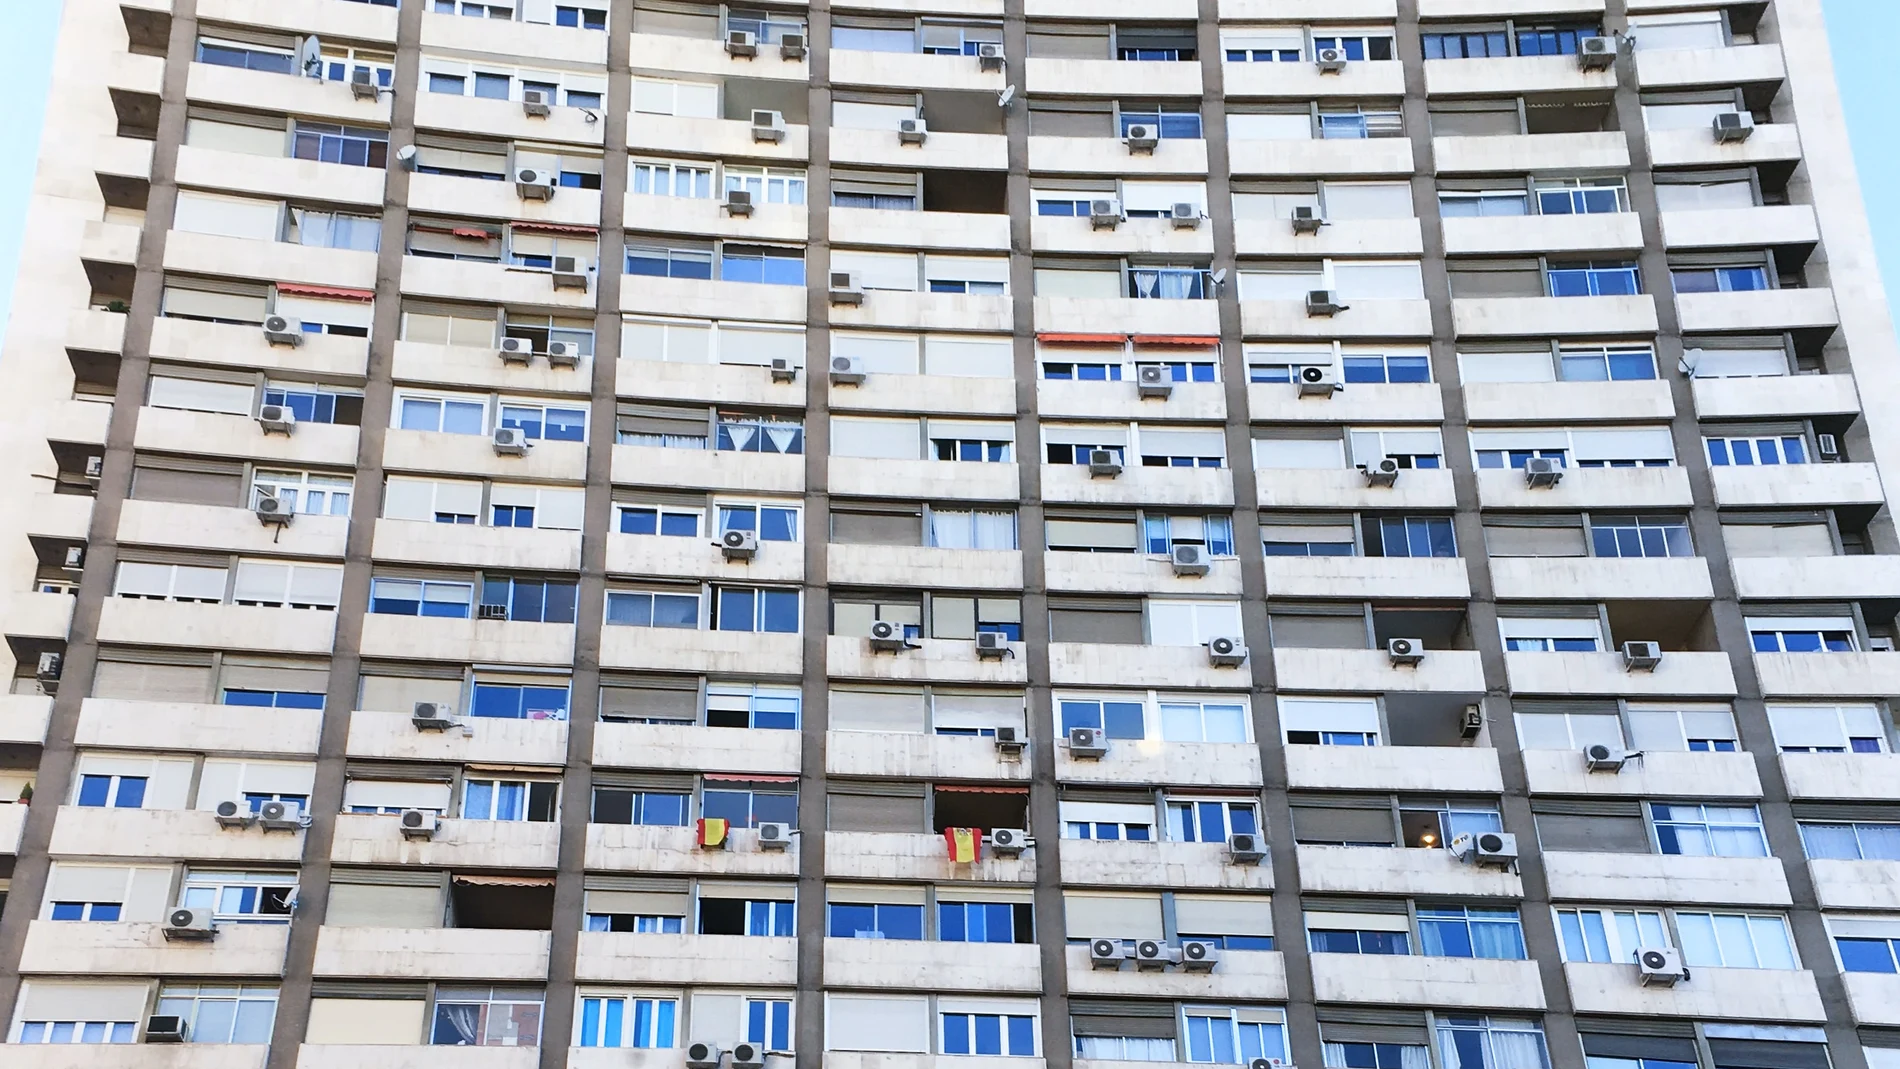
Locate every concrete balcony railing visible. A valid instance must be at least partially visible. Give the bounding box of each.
[149,317,369,378]
[828,458,1017,502]
[135,407,360,467]
[1227,59,1405,99]
[173,145,385,207]
[1049,643,1253,690]
[120,499,348,559]
[1503,651,1738,698]
[833,48,1003,94]
[24,492,94,542]
[19,919,289,975]
[1731,556,1900,601]
[1249,381,1441,425]
[1779,753,1900,802]
[1260,556,1470,600]
[1487,556,1714,601]
[1635,43,1786,90]
[390,339,595,399]
[576,931,796,986]
[1227,136,1414,177]
[827,730,1028,783]
[1690,372,1858,420]
[50,806,306,864]
[1676,288,1838,334]
[402,256,599,313]
[1286,745,1503,794]
[628,114,810,167]
[826,937,1041,993]
[1032,216,1214,259]
[1463,379,1675,423]
[1843,973,1900,1027]
[421,6,608,64]
[1434,131,1629,175]
[78,698,323,758]
[824,831,1036,883]
[200,0,401,42]
[373,517,581,574]
[1060,839,1274,891]
[1452,294,1659,338]
[298,1047,539,1069]
[1313,953,1546,1010]
[96,599,337,656]
[1522,749,1761,799]
[164,230,375,291]
[0,694,53,746]
[45,399,111,448]
[357,614,574,668]
[1055,741,1262,790]
[409,171,601,229]
[1647,122,1802,169]
[1044,551,1243,597]
[312,926,549,981]
[1424,53,1615,96]
[8,1046,267,1069]
[345,709,569,768]
[614,359,808,410]
[832,127,1008,172]
[330,813,560,869]
[1543,851,1790,907]
[1298,844,1522,898]
[186,62,389,126]
[3,591,74,642]
[1238,298,1434,340]
[827,636,1029,686]
[65,305,126,355]
[1232,216,1425,259]
[585,823,799,876]
[832,372,1017,418]
[1565,962,1824,1022]
[1026,58,1202,98]
[599,625,803,676]
[0,803,23,855]
[596,722,801,776]
[1030,136,1209,179]
[1041,464,1235,509]
[412,91,604,150]
[1273,647,1486,696]
[622,274,806,324]
[1256,467,1458,511]
[81,219,140,268]
[832,291,1014,333]
[1066,945,1288,1001]
[1661,204,1817,251]
[1441,212,1644,257]
[1035,296,1220,336]
[1809,859,1900,911]
[609,442,805,494]
[827,544,1021,591]
[1753,651,1900,699]
[1475,465,1694,510]
[833,207,1007,253]
[1709,462,1884,508]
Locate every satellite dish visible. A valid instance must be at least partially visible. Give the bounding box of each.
[1677,347,1703,376]
[997,84,1016,108]
[298,36,323,77]
[395,144,418,170]
[1209,268,1228,287]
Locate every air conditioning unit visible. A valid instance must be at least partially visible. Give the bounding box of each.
[975,631,1010,659]
[989,827,1028,856]
[1179,940,1219,971]
[499,336,535,365]
[1365,457,1401,487]
[1585,743,1630,772]
[214,799,255,829]
[1451,831,1519,869]
[493,427,530,455]
[994,725,1025,753]
[1133,938,1173,970]
[1090,937,1128,968]
[1578,35,1617,70]
[1622,640,1662,671]
[977,42,1006,71]
[84,455,104,480]
[726,188,755,216]
[515,168,558,200]
[898,117,928,144]
[731,1043,766,1069]
[258,800,302,831]
[254,493,294,526]
[413,702,456,731]
[830,354,866,385]
[687,1043,725,1069]
[1291,205,1326,234]
[1124,124,1158,152]
[869,619,912,652]
[1087,448,1122,476]
[1316,47,1348,72]
[545,340,581,368]
[1227,831,1265,863]
[1069,725,1108,758]
[1713,111,1755,142]
[257,404,296,436]
[145,1015,189,1043]
[163,907,215,941]
[1298,363,1341,396]
[1305,289,1347,317]
[757,821,792,850]
[477,603,509,621]
[770,357,799,383]
[721,529,759,560]
[780,33,807,60]
[726,29,759,56]
[1638,946,1687,987]
[263,315,304,346]
[521,88,551,117]
[1460,706,1485,739]
[1387,637,1425,666]
[63,546,84,570]
[1250,1059,1277,1069]
[552,256,590,290]
[1171,202,1202,229]
[35,651,62,682]
[1171,544,1211,577]
[350,68,379,100]
[1811,432,1841,462]
[1090,198,1123,230]
[1208,636,1248,666]
[1524,456,1563,488]
[751,109,786,142]
[400,808,438,840]
[1136,364,1173,399]
[828,270,864,305]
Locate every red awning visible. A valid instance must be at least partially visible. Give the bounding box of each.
[935,784,1030,794]
[450,226,495,239]
[1037,332,1125,346]
[1131,335,1219,347]
[452,874,554,887]
[274,282,374,302]
[703,773,799,783]
[512,221,601,236]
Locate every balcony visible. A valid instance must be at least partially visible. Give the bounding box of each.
[173,145,385,207]
[1753,651,1900,699]
[150,317,369,378]
[1463,379,1675,423]
[827,458,1017,502]
[1844,973,1900,1027]
[834,49,1004,94]
[412,92,604,150]
[408,172,600,229]
[345,709,569,768]
[1041,464,1235,509]
[374,517,580,575]
[1452,294,1659,338]
[614,359,807,410]
[630,30,805,81]
[834,375,1014,421]
[1031,0,1190,14]
[199,0,401,41]
[18,920,288,976]
[1676,289,1838,335]
[832,127,1008,172]
[1060,839,1273,891]
[833,291,1014,333]
[299,1047,538,1069]
[608,531,802,585]
[1027,57,1201,97]
[1232,216,1425,259]
[1662,204,1817,251]
[598,626,802,675]
[81,219,140,274]
[1066,945,1288,1001]
[135,407,359,468]
[1274,647,1486,696]
[46,399,111,447]
[1521,749,1760,799]
[1434,131,1629,175]
[1543,851,1790,906]
[1044,551,1244,597]
[827,544,1020,592]
[331,813,560,869]
[1635,44,1786,90]
[1779,753,1900,802]
[597,721,800,774]
[1286,744,1502,794]
[1227,136,1413,177]
[187,63,389,126]
[1488,556,1713,601]
[1424,54,1616,96]
[1056,741,1261,789]
[420,4,607,63]
[827,937,1041,993]
[1256,467,1459,511]
[625,191,804,245]
[1049,643,1253,689]
[833,207,1008,253]
[0,694,52,746]
[357,614,574,667]
[623,273,805,324]
[1647,122,1802,169]
[78,698,322,758]
[24,493,94,542]
[96,599,337,656]
[1313,953,1545,1010]
[1475,465,1693,510]
[1441,212,1644,257]
[1238,298,1434,340]
[609,442,805,495]
[384,427,586,483]
[1690,372,1857,420]
[391,339,594,398]
[1709,462,1882,508]
[312,926,549,981]
[628,114,809,166]
[1037,296,1219,336]
[67,306,126,357]
[1261,556,1470,600]
[1032,216,1214,259]
[1503,651,1737,698]
[576,931,796,986]
[1565,962,1824,1022]
[121,500,348,560]
[828,730,1028,783]
[1297,844,1522,897]
[1731,555,1900,601]
[3,591,73,642]
[585,824,799,876]
[49,806,306,863]
[164,230,376,292]
[7,1046,264,1069]
[0,803,22,854]
[1249,381,1441,424]
[1810,859,1900,911]
[824,831,1036,883]
[1227,59,1406,99]
[827,636,1028,685]
[1028,136,1209,177]
[402,256,598,313]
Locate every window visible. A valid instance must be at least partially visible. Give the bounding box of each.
[1748,616,1856,653]
[1706,433,1808,466]
[1120,106,1202,139]
[1436,1019,1549,1069]
[1555,906,1668,963]
[1061,698,1146,740]
[939,901,1034,944]
[1674,912,1796,969]
[605,589,700,629]
[1800,822,1900,861]
[591,788,688,827]
[1627,705,1741,753]
[1591,515,1692,558]
[557,4,609,30]
[1129,266,1207,300]
[1650,803,1768,857]
[1062,800,1155,841]
[114,561,226,604]
[1673,266,1770,294]
[712,586,800,633]
[1349,428,1443,470]
[1371,516,1456,558]
[1343,351,1431,384]
[705,684,800,729]
[463,778,559,821]
[1419,907,1526,959]
[1402,803,1502,849]
[829,901,924,940]
[1184,1008,1287,1065]
[1440,190,1530,218]
[179,871,296,924]
[1327,1042,1430,1069]
[14,1017,136,1045]
[1548,261,1640,297]
[369,578,474,618]
[1262,520,1355,557]
[748,998,793,1052]
[1320,106,1402,139]
[577,996,675,1048]
[48,901,123,922]
[1312,33,1395,61]
[631,159,714,200]
[720,503,799,542]
[153,985,278,1044]
[701,785,798,828]
[1160,700,1249,743]
[1769,704,1887,754]
[471,680,571,721]
[626,244,714,279]
[264,384,363,426]
[430,987,543,1047]
[500,402,586,443]
[717,412,804,454]
[195,39,296,75]
[1168,798,1259,843]
[480,577,578,624]
[1536,178,1628,215]
[721,245,805,286]
[1146,514,1235,556]
[934,434,1012,462]
[726,166,807,206]
[1224,31,1302,63]
[1148,600,1244,646]
[942,1012,1036,1056]
[399,394,487,435]
[1559,345,1657,381]
[1499,616,1600,653]
[619,504,702,537]
[1309,919,1410,955]
[585,913,682,934]
[76,774,146,808]
[929,509,1018,550]
[1281,697,1379,746]
[253,470,352,517]
[1833,917,1900,973]
[1516,23,1600,55]
[291,123,389,169]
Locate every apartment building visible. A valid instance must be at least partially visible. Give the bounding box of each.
[1,0,1899,1068]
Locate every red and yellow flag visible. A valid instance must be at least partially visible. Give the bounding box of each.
[944,826,980,863]
[698,818,730,848]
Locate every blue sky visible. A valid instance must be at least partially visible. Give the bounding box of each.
[0,2,1895,348]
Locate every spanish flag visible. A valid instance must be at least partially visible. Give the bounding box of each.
[944,826,980,863]
[698,818,730,849]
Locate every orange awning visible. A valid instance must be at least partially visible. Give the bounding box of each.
[1131,335,1219,347]
[450,226,495,239]
[452,874,554,887]
[1037,332,1125,346]
[275,282,374,302]
[512,221,601,235]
